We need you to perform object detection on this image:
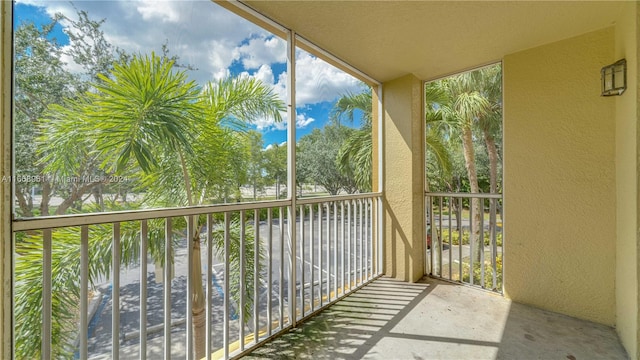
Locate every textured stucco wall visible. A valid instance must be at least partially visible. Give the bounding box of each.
[503,28,616,326]
[383,74,425,282]
[615,1,639,357]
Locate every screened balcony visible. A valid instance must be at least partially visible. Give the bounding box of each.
[2,1,639,360]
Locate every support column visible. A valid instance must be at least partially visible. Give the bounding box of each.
[1,2,12,358]
[382,74,425,282]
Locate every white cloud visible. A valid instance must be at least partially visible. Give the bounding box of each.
[272,72,288,103]
[294,51,362,106]
[212,68,231,82]
[264,141,287,151]
[252,113,284,131]
[16,0,365,120]
[267,52,363,108]
[240,64,274,86]
[207,39,237,79]
[58,45,85,74]
[253,64,275,85]
[16,0,268,84]
[253,112,313,132]
[296,114,315,128]
[234,35,286,70]
[136,1,180,23]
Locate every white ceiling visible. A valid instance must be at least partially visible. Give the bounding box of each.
[244,1,625,83]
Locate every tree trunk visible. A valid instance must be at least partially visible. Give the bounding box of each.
[178,150,194,207]
[55,181,102,215]
[191,232,206,359]
[178,150,208,358]
[253,180,257,201]
[92,184,104,211]
[483,130,498,195]
[15,188,33,218]
[461,127,482,265]
[454,177,463,231]
[484,129,499,289]
[40,179,51,216]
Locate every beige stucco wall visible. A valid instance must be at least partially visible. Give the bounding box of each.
[382,74,425,282]
[503,28,616,326]
[614,1,639,358]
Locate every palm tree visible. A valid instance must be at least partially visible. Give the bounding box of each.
[332,88,455,195]
[29,53,284,359]
[470,64,502,197]
[332,91,373,192]
[473,65,502,253]
[14,201,172,359]
[93,56,283,359]
[425,72,491,265]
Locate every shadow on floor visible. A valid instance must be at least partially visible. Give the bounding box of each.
[244,277,628,360]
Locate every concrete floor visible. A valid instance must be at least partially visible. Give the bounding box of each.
[244,277,628,360]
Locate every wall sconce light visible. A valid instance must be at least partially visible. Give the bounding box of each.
[601,59,626,96]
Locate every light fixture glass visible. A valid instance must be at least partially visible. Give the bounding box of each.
[601,59,626,96]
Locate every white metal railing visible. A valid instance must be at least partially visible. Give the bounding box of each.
[12,193,381,360]
[296,194,379,321]
[425,192,503,293]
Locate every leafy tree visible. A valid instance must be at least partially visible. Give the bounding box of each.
[13,19,76,216]
[297,124,358,195]
[59,9,126,86]
[14,10,126,217]
[244,130,267,200]
[264,142,287,199]
[18,50,285,359]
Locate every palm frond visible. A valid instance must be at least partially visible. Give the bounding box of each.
[330,90,372,126]
[87,52,201,174]
[337,129,372,192]
[425,128,453,177]
[202,76,284,130]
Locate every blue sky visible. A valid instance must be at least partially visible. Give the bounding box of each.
[14,1,366,148]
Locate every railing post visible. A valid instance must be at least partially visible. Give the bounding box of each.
[205,214,213,358]
[112,223,121,360]
[239,210,246,351]
[186,215,194,360]
[253,208,258,344]
[80,226,89,360]
[42,229,52,360]
[139,221,148,360]
[163,218,172,360]
[223,213,230,359]
[286,29,297,328]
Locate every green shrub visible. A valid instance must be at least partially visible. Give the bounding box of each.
[461,255,503,291]
[438,228,502,246]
